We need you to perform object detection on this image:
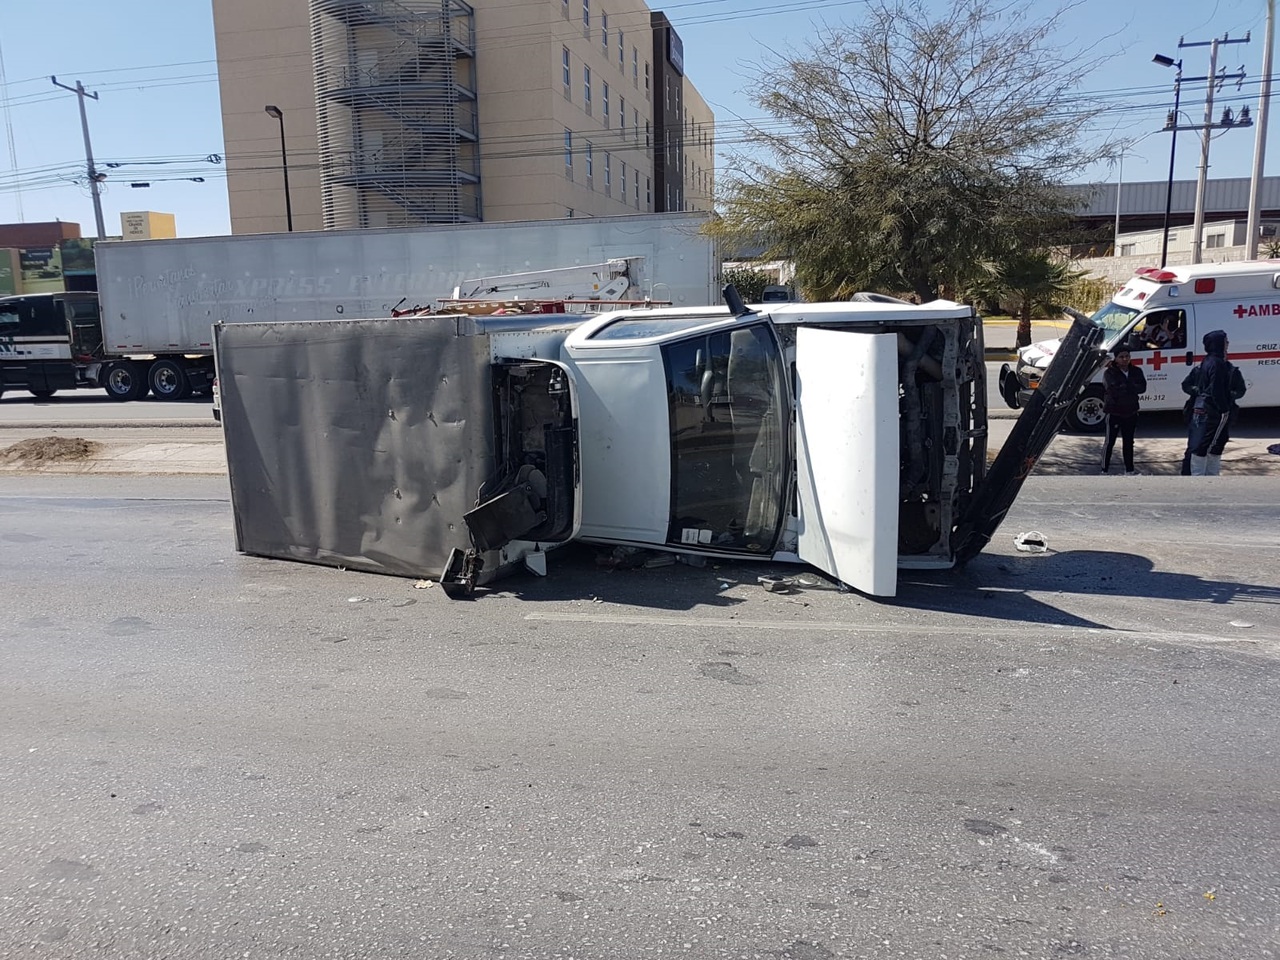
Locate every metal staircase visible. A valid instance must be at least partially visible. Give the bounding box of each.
[311,0,481,228]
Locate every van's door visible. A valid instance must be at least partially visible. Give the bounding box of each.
[793,327,899,597]
[953,311,1145,562]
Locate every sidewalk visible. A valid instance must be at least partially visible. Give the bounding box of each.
[982,316,1072,361]
[0,437,226,475]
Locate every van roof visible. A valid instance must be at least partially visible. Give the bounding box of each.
[1132,260,1280,283]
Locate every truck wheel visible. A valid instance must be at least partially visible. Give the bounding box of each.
[103,361,148,402]
[149,359,192,401]
[1064,385,1107,434]
[30,388,57,399]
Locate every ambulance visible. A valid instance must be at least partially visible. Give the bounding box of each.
[1000,261,1280,431]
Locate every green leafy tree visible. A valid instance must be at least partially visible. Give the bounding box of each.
[721,266,774,302]
[708,0,1113,303]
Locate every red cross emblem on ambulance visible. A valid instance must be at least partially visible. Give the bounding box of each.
[1146,350,1167,371]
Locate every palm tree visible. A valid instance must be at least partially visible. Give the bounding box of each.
[981,251,1083,348]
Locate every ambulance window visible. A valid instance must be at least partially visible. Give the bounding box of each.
[0,309,18,338]
[1137,310,1186,350]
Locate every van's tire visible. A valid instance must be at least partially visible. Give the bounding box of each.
[30,388,57,399]
[149,359,192,401]
[1064,385,1107,434]
[103,361,149,402]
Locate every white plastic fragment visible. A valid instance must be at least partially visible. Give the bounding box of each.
[1229,621,1255,629]
[1014,531,1048,553]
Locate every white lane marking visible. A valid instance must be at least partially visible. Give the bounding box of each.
[523,612,1274,645]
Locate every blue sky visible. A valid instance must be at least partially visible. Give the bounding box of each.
[0,0,1275,238]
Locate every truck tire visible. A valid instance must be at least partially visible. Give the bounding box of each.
[149,359,193,401]
[103,361,149,402]
[30,388,57,399]
[1064,385,1107,434]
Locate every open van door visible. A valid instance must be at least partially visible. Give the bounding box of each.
[793,327,900,596]
[952,310,1146,562]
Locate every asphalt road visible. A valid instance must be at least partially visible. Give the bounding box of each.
[0,392,216,427]
[1,474,1277,959]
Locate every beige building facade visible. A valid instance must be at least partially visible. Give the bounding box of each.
[211,0,715,234]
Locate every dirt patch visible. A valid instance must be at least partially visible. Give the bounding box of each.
[0,437,101,464]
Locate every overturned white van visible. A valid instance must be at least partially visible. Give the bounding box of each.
[216,290,1128,598]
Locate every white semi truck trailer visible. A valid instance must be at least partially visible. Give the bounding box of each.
[0,213,717,402]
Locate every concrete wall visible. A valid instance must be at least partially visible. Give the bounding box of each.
[212,0,324,234]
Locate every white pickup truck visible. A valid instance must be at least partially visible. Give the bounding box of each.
[215,289,1125,597]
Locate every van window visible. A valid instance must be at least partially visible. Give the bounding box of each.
[662,323,787,552]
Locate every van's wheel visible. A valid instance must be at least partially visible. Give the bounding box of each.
[149,359,192,401]
[103,361,148,401]
[30,388,57,399]
[1065,385,1107,434]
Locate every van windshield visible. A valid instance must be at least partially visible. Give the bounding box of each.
[1090,301,1141,343]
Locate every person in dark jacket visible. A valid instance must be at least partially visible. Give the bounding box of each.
[1185,329,1247,476]
[1100,345,1146,475]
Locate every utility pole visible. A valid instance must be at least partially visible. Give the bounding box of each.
[51,76,106,239]
[1246,0,1275,259]
[1176,33,1251,264]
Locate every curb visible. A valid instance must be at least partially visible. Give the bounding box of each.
[0,420,219,430]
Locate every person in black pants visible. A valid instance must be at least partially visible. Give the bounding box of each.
[1185,329,1247,476]
[1100,345,1146,475]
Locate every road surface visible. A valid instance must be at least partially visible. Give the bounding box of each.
[1,474,1277,959]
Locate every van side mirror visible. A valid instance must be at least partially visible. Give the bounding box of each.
[1185,351,1194,366]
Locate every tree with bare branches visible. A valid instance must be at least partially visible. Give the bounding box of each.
[709,0,1111,306]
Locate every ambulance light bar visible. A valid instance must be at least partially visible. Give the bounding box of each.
[1134,267,1179,283]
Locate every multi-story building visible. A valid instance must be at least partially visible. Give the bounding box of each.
[212,0,715,234]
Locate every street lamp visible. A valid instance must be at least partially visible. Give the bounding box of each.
[1153,54,1182,268]
[264,104,293,232]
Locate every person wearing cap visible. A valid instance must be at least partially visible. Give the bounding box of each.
[1100,344,1146,475]
[1184,329,1248,476]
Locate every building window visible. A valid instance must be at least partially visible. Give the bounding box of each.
[618,29,624,67]
[583,66,592,115]
[620,96,626,137]
[644,61,650,95]
[582,0,589,28]
[620,160,627,200]
[665,75,670,109]
[1119,243,1136,257]
[605,153,612,195]
[1206,233,1226,249]
[666,182,672,209]
[632,47,638,86]
[562,0,569,17]
[646,176,652,208]
[586,141,594,183]
[645,120,650,149]
[562,47,571,93]
[634,170,640,208]
[603,82,610,127]
[564,129,573,176]
[601,12,608,52]
[633,108,639,142]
